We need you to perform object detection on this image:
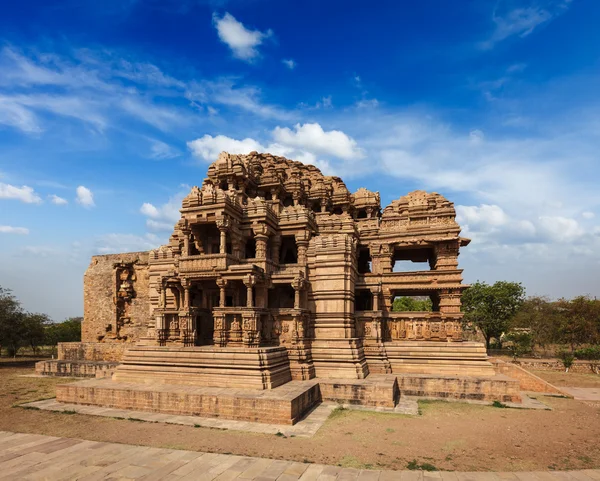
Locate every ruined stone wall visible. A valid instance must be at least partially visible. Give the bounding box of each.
[82,252,150,344]
[57,342,128,362]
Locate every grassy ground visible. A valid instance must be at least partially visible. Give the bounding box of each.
[1,363,600,471]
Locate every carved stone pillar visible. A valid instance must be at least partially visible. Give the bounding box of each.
[182,229,191,257]
[216,278,228,307]
[181,278,190,309]
[295,232,310,265]
[216,216,230,255]
[252,223,268,259]
[243,274,256,308]
[292,273,307,310]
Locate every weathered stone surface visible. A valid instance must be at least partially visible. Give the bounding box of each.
[54,151,520,418]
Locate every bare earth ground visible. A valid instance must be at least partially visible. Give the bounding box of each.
[1,362,600,472]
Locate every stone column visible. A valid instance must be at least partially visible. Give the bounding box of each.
[216,278,227,307]
[295,232,310,265]
[182,229,191,256]
[252,223,268,259]
[182,279,190,309]
[216,216,230,255]
[271,234,282,264]
[244,275,256,308]
[292,273,306,310]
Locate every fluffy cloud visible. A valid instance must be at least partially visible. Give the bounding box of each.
[212,13,272,62]
[49,194,68,205]
[457,204,508,228]
[272,123,364,160]
[0,182,42,203]
[187,135,265,162]
[582,211,595,219]
[75,185,95,207]
[0,225,29,234]
[140,191,186,232]
[282,59,296,70]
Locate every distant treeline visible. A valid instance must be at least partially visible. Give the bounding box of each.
[0,286,81,357]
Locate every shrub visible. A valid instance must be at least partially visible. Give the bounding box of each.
[574,346,600,374]
[505,331,533,360]
[558,350,575,372]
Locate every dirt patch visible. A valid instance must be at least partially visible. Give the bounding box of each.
[2,366,600,472]
[529,370,600,388]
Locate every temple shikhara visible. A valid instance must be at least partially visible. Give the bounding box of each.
[39,152,523,424]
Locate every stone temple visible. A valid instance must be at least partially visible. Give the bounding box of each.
[39,152,522,424]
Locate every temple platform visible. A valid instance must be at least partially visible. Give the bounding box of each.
[384,341,497,377]
[396,373,521,403]
[319,374,399,407]
[56,378,321,425]
[112,345,293,389]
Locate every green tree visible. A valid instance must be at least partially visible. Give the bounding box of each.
[511,296,562,350]
[555,295,600,350]
[392,296,433,312]
[461,281,525,350]
[45,317,82,354]
[0,286,24,357]
[21,313,51,355]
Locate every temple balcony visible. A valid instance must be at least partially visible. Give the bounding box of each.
[179,253,238,274]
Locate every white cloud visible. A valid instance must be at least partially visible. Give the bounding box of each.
[149,139,180,159]
[482,2,572,49]
[49,194,68,205]
[0,225,29,235]
[187,135,265,162]
[75,185,95,207]
[582,211,595,219]
[94,233,162,255]
[140,192,186,232]
[538,215,585,243]
[272,123,364,160]
[282,59,296,70]
[0,182,42,203]
[457,204,508,228]
[212,13,272,62]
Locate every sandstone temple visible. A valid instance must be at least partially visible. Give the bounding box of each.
[38,152,523,424]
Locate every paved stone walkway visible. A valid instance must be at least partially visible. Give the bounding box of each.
[558,387,600,401]
[1,431,599,480]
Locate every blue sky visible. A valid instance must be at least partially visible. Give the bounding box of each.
[1,0,599,320]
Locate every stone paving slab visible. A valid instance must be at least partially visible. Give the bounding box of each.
[1,431,598,480]
[558,387,600,401]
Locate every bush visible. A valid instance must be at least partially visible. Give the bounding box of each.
[558,350,575,372]
[574,346,600,374]
[504,331,533,360]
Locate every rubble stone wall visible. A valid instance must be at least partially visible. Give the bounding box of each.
[82,252,150,343]
[57,342,127,362]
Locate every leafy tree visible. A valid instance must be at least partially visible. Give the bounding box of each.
[461,281,525,350]
[45,317,82,353]
[555,296,600,350]
[511,296,562,350]
[0,286,23,357]
[504,331,533,360]
[392,296,432,312]
[22,313,51,355]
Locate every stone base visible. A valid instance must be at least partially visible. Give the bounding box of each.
[385,341,496,377]
[112,345,292,389]
[309,338,369,379]
[56,378,320,425]
[35,360,119,378]
[319,374,399,407]
[397,373,522,403]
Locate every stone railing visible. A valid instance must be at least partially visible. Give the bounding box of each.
[179,253,237,273]
[355,311,462,342]
[357,269,463,289]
